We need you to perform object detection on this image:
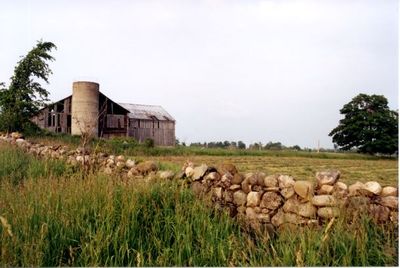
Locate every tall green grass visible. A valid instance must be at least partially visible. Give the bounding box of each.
[0,144,398,266]
[0,144,71,184]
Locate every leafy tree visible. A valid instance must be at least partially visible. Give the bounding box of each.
[329,94,398,155]
[264,141,283,150]
[0,40,56,132]
[238,141,246,149]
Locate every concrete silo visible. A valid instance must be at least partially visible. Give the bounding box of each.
[71,81,100,137]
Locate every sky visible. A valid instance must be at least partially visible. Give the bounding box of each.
[0,0,398,148]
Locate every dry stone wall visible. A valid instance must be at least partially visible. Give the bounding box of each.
[182,161,398,228]
[1,132,398,229]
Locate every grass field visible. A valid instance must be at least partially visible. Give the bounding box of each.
[0,140,398,266]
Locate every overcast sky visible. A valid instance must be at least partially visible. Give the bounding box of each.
[1,0,398,148]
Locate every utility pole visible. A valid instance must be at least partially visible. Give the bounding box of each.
[317,139,320,153]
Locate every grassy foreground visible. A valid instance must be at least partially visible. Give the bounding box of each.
[0,144,398,266]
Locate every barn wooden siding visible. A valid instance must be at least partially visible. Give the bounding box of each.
[128,119,175,146]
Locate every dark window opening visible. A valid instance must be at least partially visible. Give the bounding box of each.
[47,113,51,127]
[67,115,71,127]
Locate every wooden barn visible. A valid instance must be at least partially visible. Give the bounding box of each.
[31,81,176,146]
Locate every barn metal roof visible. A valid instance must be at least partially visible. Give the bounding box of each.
[118,103,175,121]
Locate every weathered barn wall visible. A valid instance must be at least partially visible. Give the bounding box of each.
[128,119,175,146]
[32,97,72,134]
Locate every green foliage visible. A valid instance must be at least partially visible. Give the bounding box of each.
[0,40,56,132]
[0,144,70,185]
[237,140,246,149]
[144,138,154,148]
[330,94,398,155]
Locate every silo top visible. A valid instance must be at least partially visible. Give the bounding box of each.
[73,81,100,90]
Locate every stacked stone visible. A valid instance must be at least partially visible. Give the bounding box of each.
[184,162,399,228]
[0,132,175,180]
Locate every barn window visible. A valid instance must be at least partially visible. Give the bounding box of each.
[47,113,51,127]
[158,121,160,128]
[57,114,61,127]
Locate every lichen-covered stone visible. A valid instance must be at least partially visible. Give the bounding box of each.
[233,190,247,206]
[278,175,295,188]
[219,163,238,175]
[317,207,340,219]
[316,170,340,186]
[246,173,258,185]
[247,191,261,207]
[280,187,295,199]
[241,178,252,194]
[363,181,382,195]
[271,210,286,227]
[257,213,270,223]
[192,164,208,181]
[204,172,220,181]
[260,192,283,210]
[319,185,334,195]
[229,184,241,191]
[311,195,337,207]
[246,207,257,220]
[126,159,136,168]
[334,181,348,191]
[212,187,222,199]
[232,173,244,184]
[348,181,365,196]
[381,186,398,197]
[223,190,234,203]
[136,161,158,175]
[264,175,278,187]
[298,202,317,218]
[185,166,194,178]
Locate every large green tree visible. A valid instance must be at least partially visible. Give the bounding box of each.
[0,41,56,132]
[329,94,398,155]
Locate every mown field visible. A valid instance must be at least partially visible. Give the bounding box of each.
[0,140,398,266]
